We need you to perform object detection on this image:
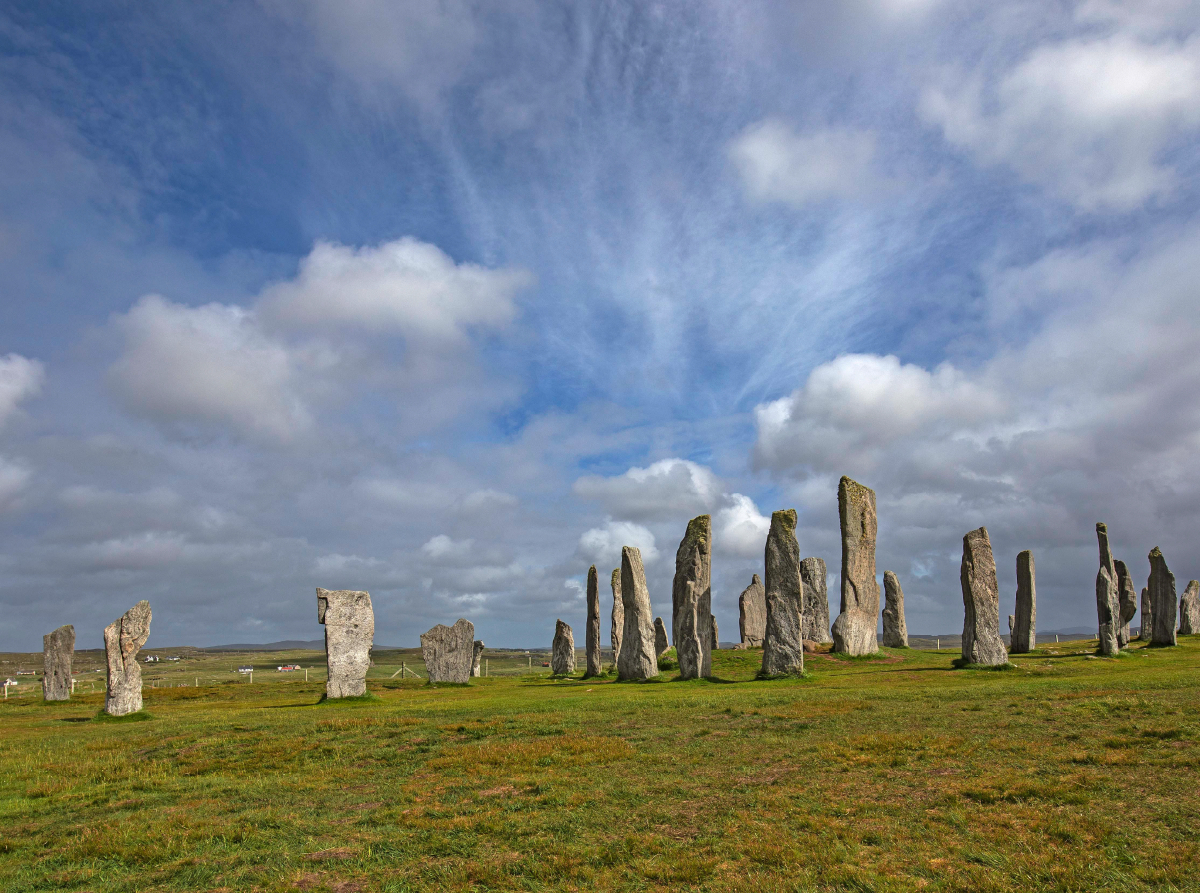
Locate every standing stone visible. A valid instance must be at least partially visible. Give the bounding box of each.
[1114,560,1138,647]
[1008,615,1015,640]
[739,575,766,647]
[800,557,834,645]
[831,477,880,656]
[103,601,152,716]
[653,617,670,657]
[585,566,602,677]
[711,615,718,650]
[551,620,575,675]
[881,571,909,648]
[960,528,1008,666]
[671,515,713,677]
[1011,550,1036,653]
[618,546,658,680]
[1148,547,1177,647]
[1094,524,1119,655]
[42,625,74,701]
[421,618,475,683]
[761,509,805,676]
[1179,580,1200,635]
[317,589,374,698]
[1139,586,1153,640]
[472,640,486,677]
[610,569,623,666]
[677,582,703,680]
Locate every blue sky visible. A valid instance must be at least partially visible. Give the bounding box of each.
[1,0,1198,650]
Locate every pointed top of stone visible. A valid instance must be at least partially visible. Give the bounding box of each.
[752,573,761,585]
[681,514,711,546]
[611,568,621,587]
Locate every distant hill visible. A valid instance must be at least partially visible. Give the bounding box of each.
[200,640,325,652]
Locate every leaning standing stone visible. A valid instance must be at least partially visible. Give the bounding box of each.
[1114,560,1137,646]
[585,566,602,677]
[1139,585,1152,640]
[653,617,670,657]
[104,601,152,716]
[761,509,805,676]
[1148,547,1177,647]
[421,618,476,683]
[738,575,766,647]
[677,582,703,680]
[1094,524,1119,655]
[1179,580,1200,635]
[832,477,880,655]
[42,625,74,701]
[959,528,1008,666]
[472,640,486,677]
[881,571,908,648]
[552,620,576,675]
[618,546,659,680]
[800,557,833,645]
[671,515,713,676]
[1010,550,1036,653]
[610,569,623,666]
[318,589,374,698]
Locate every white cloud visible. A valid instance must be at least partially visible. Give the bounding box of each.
[0,353,44,428]
[459,488,519,513]
[578,520,659,568]
[421,534,475,562]
[0,457,31,509]
[729,120,878,206]
[573,458,722,522]
[713,493,771,559]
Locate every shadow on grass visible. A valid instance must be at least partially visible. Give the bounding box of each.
[316,692,382,704]
[93,709,153,723]
[60,716,92,723]
[951,658,1017,671]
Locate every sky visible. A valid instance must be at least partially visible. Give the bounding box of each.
[1,0,1198,651]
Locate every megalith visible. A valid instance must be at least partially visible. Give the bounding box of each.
[800,557,833,645]
[1148,547,1177,647]
[585,566,602,678]
[472,640,486,677]
[672,515,712,676]
[881,571,908,648]
[739,574,766,647]
[831,477,880,656]
[42,625,74,701]
[677,583,703,680]
[552,620,575,675]
[103,600,152,716]
[617,546,658,680]
[1094,524,1119,655]
[421,618,475,683]
[761,509,805,676]
[610,568,624,665]
[1114,560,1137,647]
[317,588,374,698]
[959,528,1007,666]
[1010,550,1036,653]
[711,616,719,650]
[1180,580,1200,636]
[653,617,670,657]
[1139,585,1152,640]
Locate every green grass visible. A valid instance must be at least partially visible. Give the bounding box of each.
[1,638,1198,892]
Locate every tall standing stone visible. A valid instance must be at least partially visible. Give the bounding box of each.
[1011,550,1036,653]
[551,620,575,675]
[800,557,833,645]
[653,617,670,657]
[103,601,152,716]
[1114,560,1138,646]
[1094,524,1119,655]
[317,588,374,698]
[761,509,805,676]
[42,625,74,701]
[711,616,718,650]
[881,571,909,648]
[960,528,1008,666]
[677,582,703,680]
[1148,547,1177,647]
[421,618,475,683]
[1139,586,1152,640]
[585,566,602,677]
[618,546,658,680]
[832,477,880,656]
[738,574,766,647]
[610,569,623,666]
[1179,580,1200,635]
[472,641,486,677]
[671,515,713,677]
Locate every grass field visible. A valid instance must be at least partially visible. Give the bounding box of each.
[1,638,1198,893]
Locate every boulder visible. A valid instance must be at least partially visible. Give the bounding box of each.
[959,528,1008,666]
[1114,560,1137,646]
[421,618,476,683]
[1139,585,1152,640]
[761,509,805,676]
[677,582,703,680]
[672,515,713,677]
[1180,580,1200,635]
[552,620,575,675]
[585,565,602,677]
[317,588,374,698]
[103,601,152,716]
[42,625,74,702]
[1148,547,1177,647]
[739,574,766,647]
[831,477,880,656]
[617,546,659,680]
[881,571,909,648]
[800,557,833,644]
[472,640,486,677]
[1094,524,1120,655]
[653,617,670,657]
[610,568,624,665]
[1010,550,1036,653]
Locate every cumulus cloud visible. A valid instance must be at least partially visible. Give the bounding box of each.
[0,353,44,428]
[421,534,475,563]
[573,458,722,522]
[578,520,659,568]
[729,121,878,206]
[713,493,771,559]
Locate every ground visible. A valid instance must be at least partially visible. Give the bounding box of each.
[1,638,1197,892]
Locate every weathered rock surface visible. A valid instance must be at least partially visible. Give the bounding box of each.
[1008,614,1015,638]
[585,566,602,677]
[618,546,658,680]
[1010,550,1036,653]
[1094,524,1120,655]
[1115,560,1137,646]
[1148,547,1177,647]
[1180,580,1200,635]
[761,509,805,676]
[610,568,623,666]
[552,619,576,675]
[42,625,74,701]
[881,571,909,648]
[960,528,1008,666]
[711,616,718,650]
[472,640,486,677]
[800,557,833,645]
[1139,586,1152,640]
[421,618,476,683]
[653,617,670,657]
[677,582,703,680]
[739,574,766,647]
[672,515,712,677]
[831,477,880,656]
[104,601,152,716]
[317,588,374,698]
